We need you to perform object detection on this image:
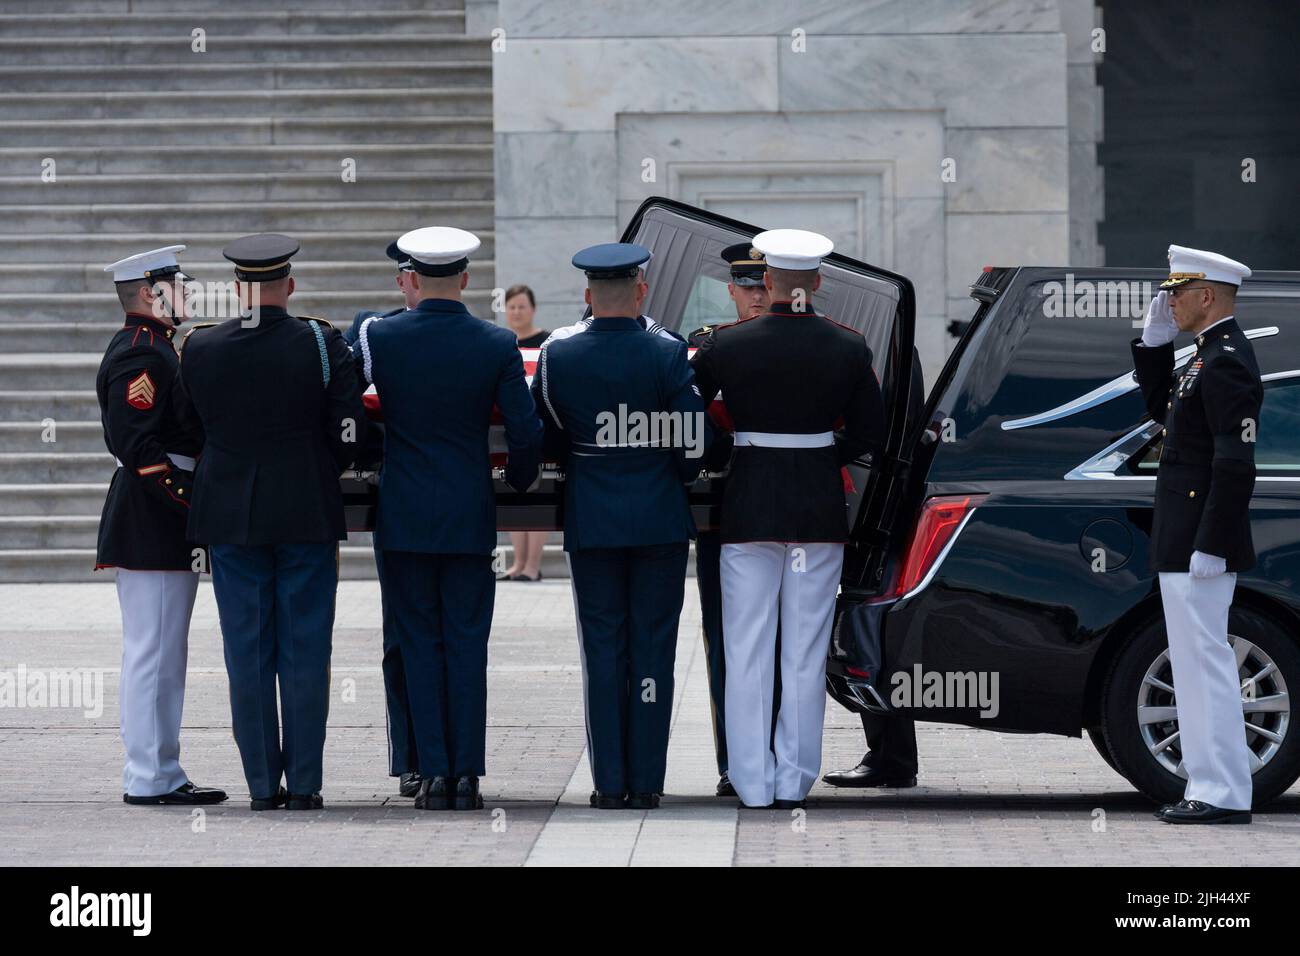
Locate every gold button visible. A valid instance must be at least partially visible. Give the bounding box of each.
[165,478,172,485]
[1223,333,1230,339]
[177,488,184,495]
[1189,490,1196,498]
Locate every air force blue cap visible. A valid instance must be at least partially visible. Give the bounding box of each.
[572,242,652,280]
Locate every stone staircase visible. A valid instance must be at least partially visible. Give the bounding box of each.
[0,0,494,581]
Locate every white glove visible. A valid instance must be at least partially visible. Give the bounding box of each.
[1189,550,1226,579]
[1140,291,1178,347]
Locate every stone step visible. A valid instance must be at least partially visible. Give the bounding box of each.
[0,143,492,177]
[0,514,101,549]
[0,483,108,516]
[0,116,492,146]
[0,199,494,232]
[0,391,101,423]
[0,354,102,392]
[0,230,496,264]
[0,290,497,325]
[0,452,115,484]
[0,259,498,294]
[0,34,489,66]
[0,171,494,205]
[0,10,465,38]
[0,60,491,94]
[0,421,104,453]
[4,88,491,122]
[2,0,463,12]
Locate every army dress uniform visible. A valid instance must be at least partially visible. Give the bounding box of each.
[96,246,225,806]
[179,235,367,810]
[356,226,541,812]
[690,229,887,808]
[532,243,708,808]
[343,239,421,795]
[1132,245,1261,821]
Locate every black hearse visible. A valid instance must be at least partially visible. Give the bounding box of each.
[347,198,1300,805]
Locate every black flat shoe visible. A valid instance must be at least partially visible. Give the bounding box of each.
[589,790,626,809]
[1154,799,1190,820]
[821,762,917,789]
[123,781,228,806]
[285,792,323,811]
[414,776,451,811]
[626,792,660,809]
[773,798,807,810]
[715,773,736,797]
[453,775,484,811]
[398,771,422,798]
[250,786,288,812]
[1160,800,1251,825]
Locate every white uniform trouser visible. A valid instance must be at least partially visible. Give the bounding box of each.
[116,569,200,797]
[1158,571,1252,811]
[721,542,843,806]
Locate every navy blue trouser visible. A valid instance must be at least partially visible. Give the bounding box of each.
[381,550,494,778]
[569,541,688,795]
[694,531,728,776]
[373,547,418,777]
[210,542,337,799]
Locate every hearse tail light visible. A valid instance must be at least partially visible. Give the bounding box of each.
[894,494,987,597]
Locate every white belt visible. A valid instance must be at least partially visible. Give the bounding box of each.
[733,430,834,448]
[115,452,196,471]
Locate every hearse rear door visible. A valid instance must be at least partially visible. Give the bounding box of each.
[619,198,919,594]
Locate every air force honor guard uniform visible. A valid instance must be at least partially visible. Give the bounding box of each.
[97,246,226,807]
[1133,245,1261,824]
[357,226,541,812]
[691,230,887,809]
[532,243,707,809]
[342,240,422,797]
[180,235,367,811]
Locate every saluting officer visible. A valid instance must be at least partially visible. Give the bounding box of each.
[357,226,541,812]
[691,229,887,810]
[180,234,367,811]
[1134,245,1261,825]
[342,239,423,798]
[532,243,707,809]
[686,242,772,798]
[97,246,226,808]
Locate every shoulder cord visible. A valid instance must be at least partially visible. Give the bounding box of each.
[306,319,331,387]
[358,316,379,384]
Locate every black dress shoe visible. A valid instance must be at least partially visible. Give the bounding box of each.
[1160,800,1251,825]
[821,762,917,789]
[414,776,451,810]
[453,775,484,811]
[398,771,422,798]
[250,786,288,812]
[715,773,736,797]
[589,790,626,809]
[773,798,807,810]
[1154,799,1190,820]
[286,792,323,811]
[626,792,660,809]
[123,781,228,806]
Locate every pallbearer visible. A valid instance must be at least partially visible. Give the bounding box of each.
[691,230,886,809]
[357,226,541,812]
[532,243,707,809]
[1134,245,1260,825]
[180,234,367,811]
[97,245,226,807]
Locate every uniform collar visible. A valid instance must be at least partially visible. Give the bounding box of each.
[764,300,819,317]
[414,297,471,315]
[123,311,177,340]
[587,315,642,331]
[1194,314,1237,349]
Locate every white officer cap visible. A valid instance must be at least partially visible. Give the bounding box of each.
[103,245,187,284]
[751,229,834,271]
[397,226,481,277]
[1162,244,1251,289]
